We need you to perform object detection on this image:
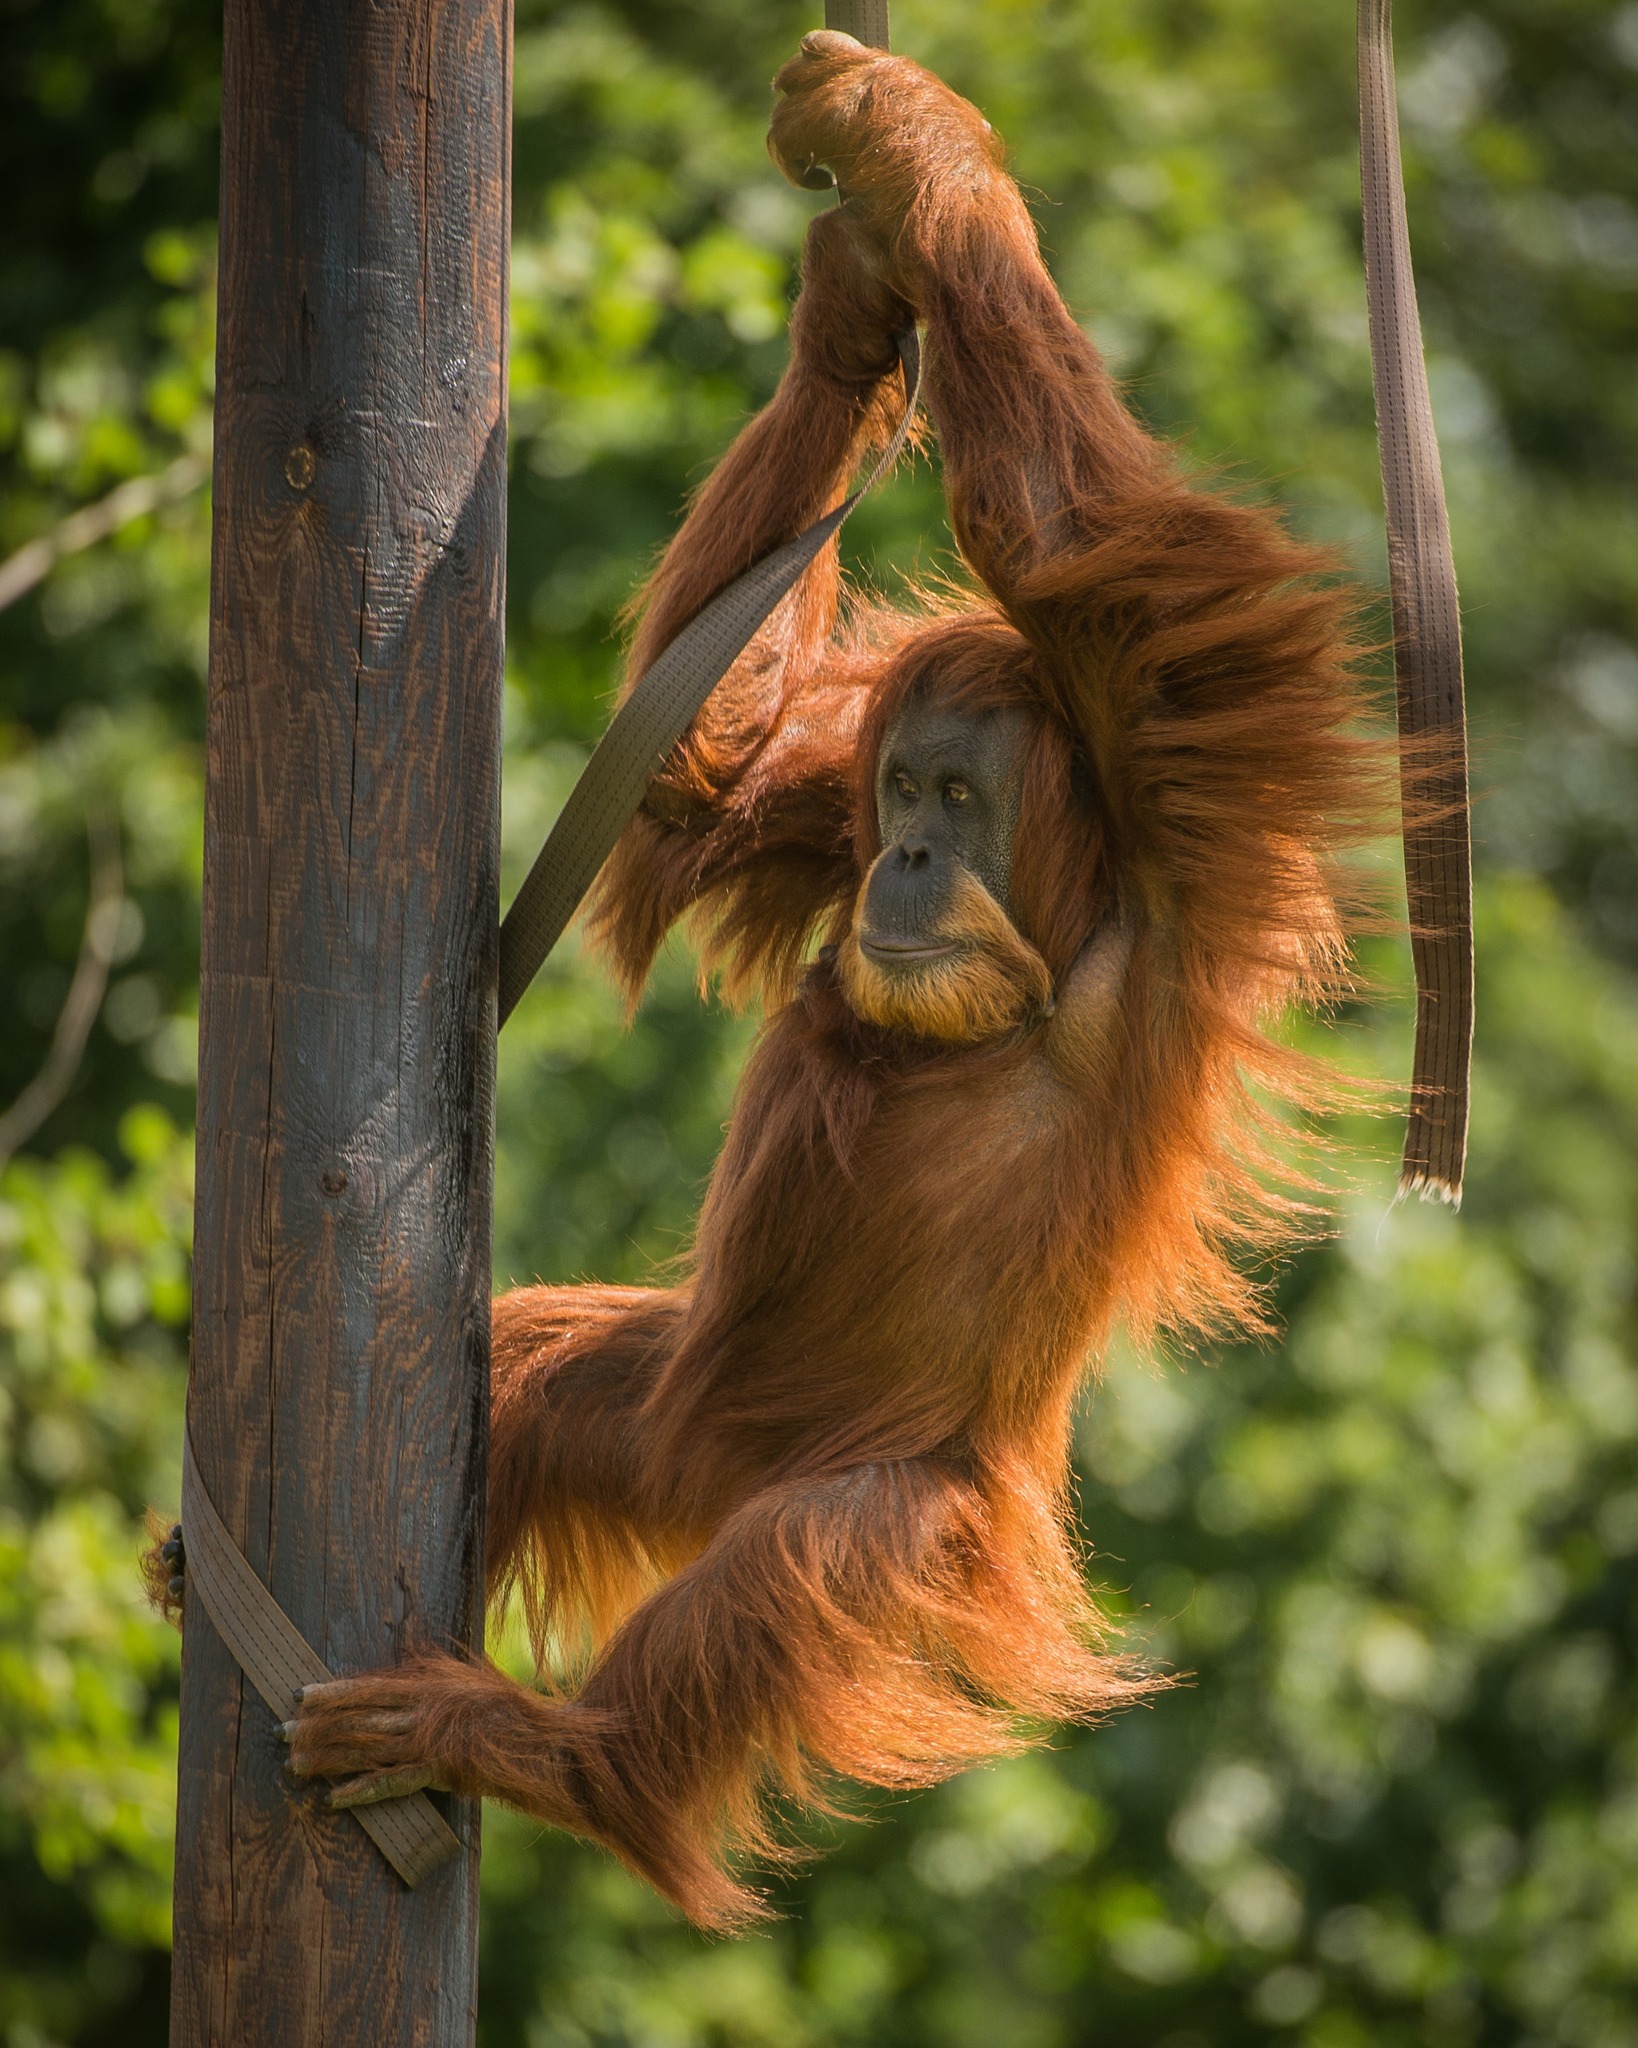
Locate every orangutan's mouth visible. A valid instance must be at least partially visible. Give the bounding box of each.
[859,934,961,967]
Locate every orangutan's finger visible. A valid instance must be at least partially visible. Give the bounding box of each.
[293,1680,355,1709]
[327,1767,441,1809]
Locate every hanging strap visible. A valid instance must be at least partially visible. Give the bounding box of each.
[497,327,918,1026]
[180,1431,462,1887]
[1359,0,1474,1204]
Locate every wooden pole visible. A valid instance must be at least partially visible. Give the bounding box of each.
[823,0,890,46]
[172,0,509,2040]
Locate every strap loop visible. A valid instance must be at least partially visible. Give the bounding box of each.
[181,1431,463,1887]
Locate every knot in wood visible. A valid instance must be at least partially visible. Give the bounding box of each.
[318,1168,348,1197]
[283,444,316,491]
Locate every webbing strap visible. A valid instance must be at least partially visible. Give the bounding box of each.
[180,1431,462,1887]
[496,327,920,1026]
[1359,0,1474,1203]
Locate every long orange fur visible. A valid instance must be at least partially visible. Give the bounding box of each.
[282,38,1388,1928]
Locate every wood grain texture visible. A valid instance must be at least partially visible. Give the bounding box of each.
[172,1,509,2040]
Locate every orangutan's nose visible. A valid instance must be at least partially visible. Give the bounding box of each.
[893,834,932,871]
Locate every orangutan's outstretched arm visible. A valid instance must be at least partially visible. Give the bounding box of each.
[625,211,909,717]
[772,36,1374,1015]
[769,37,1161,601]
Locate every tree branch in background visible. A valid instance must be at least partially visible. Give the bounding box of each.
[0,808,124,1172]
[0,455,206,615]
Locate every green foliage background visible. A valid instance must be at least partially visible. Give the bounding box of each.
[2,0,1637,2041]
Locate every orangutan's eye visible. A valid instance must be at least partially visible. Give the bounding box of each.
[943,780,970,806]
[894,771,919,800]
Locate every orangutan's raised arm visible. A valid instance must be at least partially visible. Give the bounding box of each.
[772,35,1375,1002]
[769,37,1160,604]
[586,211,914,1005]
[621,209,909,816]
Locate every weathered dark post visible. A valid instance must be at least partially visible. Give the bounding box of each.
[173,0,509,2040]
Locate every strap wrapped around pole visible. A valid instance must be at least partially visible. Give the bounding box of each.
[180,1432,462,1888]
[1358,0,1475,1203]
